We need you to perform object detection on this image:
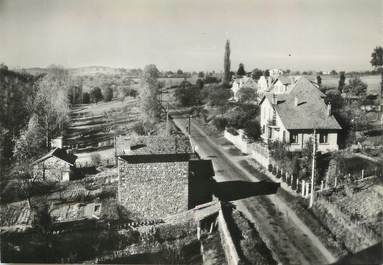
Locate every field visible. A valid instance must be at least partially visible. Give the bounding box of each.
[64,97,141,164]
[306,74,381,95]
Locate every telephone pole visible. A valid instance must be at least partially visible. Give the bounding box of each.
[309,129,317,208]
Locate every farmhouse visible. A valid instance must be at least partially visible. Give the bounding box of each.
[31,148,77,182]
[260,77,342,152]
[117,135,215,220]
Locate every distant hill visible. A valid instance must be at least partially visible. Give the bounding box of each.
[15,66,130,76]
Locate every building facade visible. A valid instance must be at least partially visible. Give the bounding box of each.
[260,77,341,152]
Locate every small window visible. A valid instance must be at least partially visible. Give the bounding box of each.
[290,133,298,144]
[319,133,328,144]
[94,204,101,213]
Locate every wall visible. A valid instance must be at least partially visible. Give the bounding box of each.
[33,157,71,182]
[224,129,248,154]
[288,131,338,152]
[118,160,189,220]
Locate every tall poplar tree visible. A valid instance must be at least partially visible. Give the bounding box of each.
[223,40,231,87]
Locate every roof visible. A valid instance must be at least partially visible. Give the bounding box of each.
[277,76,293,85]
[119,153,192,163]
[117,135,192,155]
[32,148,77,166]
[263,77,342,130]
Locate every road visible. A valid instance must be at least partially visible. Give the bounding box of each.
[173,115,337,265]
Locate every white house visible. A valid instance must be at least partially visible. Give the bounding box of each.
[259,77,342,152]
[231,76,257,101]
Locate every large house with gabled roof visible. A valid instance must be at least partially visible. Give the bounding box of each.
[259,77,342,152]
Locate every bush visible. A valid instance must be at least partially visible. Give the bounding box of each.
[82,92,90,104]
[174,81,200,106]
[212,117,227,131]
[243,119,261,142]
[103,86,113,102]
[268,164,272,172]
[226,127,239,136]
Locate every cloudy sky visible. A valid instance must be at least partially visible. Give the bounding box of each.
[0,0,382,71]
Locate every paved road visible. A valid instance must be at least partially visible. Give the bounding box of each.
[173,116,337,265]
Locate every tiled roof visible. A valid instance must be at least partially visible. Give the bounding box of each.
[265,77,342,130]
[32,148,77,165]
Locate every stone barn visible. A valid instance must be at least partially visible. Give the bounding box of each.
[117,136,215,220]
[32,148,77,182]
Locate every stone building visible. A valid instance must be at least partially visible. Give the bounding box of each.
[117,136,214,220]
[31,148,77,182]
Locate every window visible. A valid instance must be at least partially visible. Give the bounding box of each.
[319,133,328,144]
[290,132,298,144]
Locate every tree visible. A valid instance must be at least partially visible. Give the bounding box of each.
[316,75,322,87]
[90,87,103,103]
[196,78,204,90]
[370,46,383,97]
[251,69,263,81]
[338,71,346,93]
[237,87,257,104]
[330,70,337,75]
[264,69,270,77]
[177,69,183,75]
[174,80,200,106]
[237,63,246,76]
[82,92,90,104]
[103,86,113,102]
[223,40,231,87]
[140,64,161,123]
[198,71,205,78]
[343,77,367,97]
[244,119,261,142]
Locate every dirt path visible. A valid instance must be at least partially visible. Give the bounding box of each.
[173,116,337,265]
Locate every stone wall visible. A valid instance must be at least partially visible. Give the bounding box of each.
[118,160,189,220]
[33,156,71,182]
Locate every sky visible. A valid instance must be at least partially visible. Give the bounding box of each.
[0,0,382,72]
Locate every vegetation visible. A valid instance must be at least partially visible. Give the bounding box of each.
[370,46,383,96]
[223,39,231,87]
[174,80,201,106]
[102,86,113,102]
[237,86,257,104]
[251,68,263,81]
[140,64,161,123]
[237,63,246,76]
[90,87,103,103]
[338,71,346,93]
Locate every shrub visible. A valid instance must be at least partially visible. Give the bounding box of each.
[268,164,272,172]
[103,86,113,102]
[243,119,261,142]
[82,92,90,104]
[226,127,239,135]
[212,117,227,131]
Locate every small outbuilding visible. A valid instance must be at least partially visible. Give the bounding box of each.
[31,148,78,182]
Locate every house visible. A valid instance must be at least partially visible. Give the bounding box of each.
[230,76,257,101]
[31,148,77,182]
[269,76,296,94]
[260,77,342,152]
[257,75,272,94]
[117,135,215,220]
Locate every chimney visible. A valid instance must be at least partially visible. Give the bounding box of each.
[327,103,332,116]
[294,97,298,106]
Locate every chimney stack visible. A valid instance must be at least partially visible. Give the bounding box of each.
[294,97,298,107]
[272,94,277,105]
[327,103,332,116]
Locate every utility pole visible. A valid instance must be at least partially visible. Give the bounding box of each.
[188,114,191,135]
[309,129,317,208]
[166,103,169,136]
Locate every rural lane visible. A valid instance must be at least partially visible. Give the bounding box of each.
[172,115,337,265]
